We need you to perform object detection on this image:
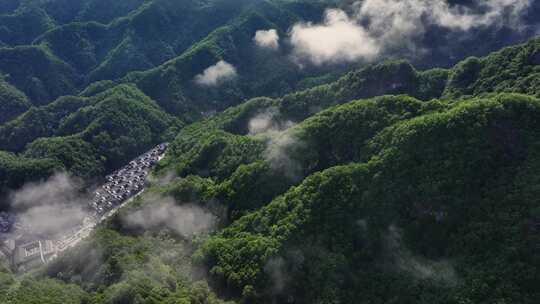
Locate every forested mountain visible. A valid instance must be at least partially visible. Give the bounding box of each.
[1,0,540,303]
[1,0,538,109]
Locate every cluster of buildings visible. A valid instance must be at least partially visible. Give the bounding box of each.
[90,143,168,216]
[0,143,168,272]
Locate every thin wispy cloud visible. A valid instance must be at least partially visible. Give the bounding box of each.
[122,195,217,238]
[248,107,293,135]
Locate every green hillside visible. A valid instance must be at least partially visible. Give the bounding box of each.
[0,0,333,108]
[1,0,535,108]
[195,93,540,303]
[7,87,536,303]
[3,36,539,209]
[0,84,182,207]
[0,75,31,124]
[0,45,82,104]
[0,4,54,45]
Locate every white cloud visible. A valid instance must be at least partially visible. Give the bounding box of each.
[290,9,380,65]
[290,0,531,65]
[194,60,237,86]
[123,195,217,238]
[254,29,280,50]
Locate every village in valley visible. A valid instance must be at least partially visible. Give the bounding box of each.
[0,143,168,272]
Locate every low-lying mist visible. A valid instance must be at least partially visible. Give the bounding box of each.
[122,195,217,239]
[8,172,91,237]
